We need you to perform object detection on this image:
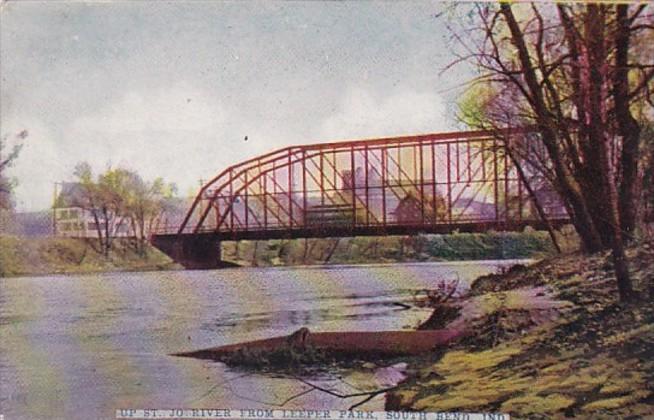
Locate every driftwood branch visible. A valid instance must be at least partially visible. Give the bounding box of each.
[413,276,461,307]
[292,377,399,411]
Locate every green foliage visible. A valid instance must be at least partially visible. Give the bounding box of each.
[221,231,555,267]
[71,162,177,255]
[0,236,23,276]
[457,83,495,128]
[425,231,553,260]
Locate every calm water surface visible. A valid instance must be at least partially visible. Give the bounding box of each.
[0,260,523,420]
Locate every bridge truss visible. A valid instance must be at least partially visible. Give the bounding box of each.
[168,129,568,241]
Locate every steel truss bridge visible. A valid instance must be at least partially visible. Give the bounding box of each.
[151,129,569,268]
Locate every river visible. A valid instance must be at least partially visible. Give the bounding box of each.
[0,260,523,420]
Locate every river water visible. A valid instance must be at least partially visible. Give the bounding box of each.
[0,260,522,420]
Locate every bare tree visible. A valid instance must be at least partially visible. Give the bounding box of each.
[122,172,175,255]
[73,163,175,257]
[450,2,654,301]
[73,163,126,256]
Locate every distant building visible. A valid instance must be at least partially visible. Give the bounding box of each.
[53,182,130,238]
[453,197,497,221]
[392,192,448,224]
[53,182,191,238]
[394,194,424,223]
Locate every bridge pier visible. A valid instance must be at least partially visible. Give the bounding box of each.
[150,233,239,269]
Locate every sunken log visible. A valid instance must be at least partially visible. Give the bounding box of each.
[173,327,465,360]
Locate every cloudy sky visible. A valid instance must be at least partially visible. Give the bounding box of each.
[1,1,476,211]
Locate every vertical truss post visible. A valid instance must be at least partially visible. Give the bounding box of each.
[273,160,277,195]
[419,143,425,224]
[456,142,460,182]
[302,150,307,227]
[431,141,437,223]
[229,169,234,232]
[467,141,472,181]
[219,191,220,230]
[333,150,337,189]
[350,145,356,226]
[264,171,268,229]
[447,143,452,224]
[272,160,277,227]
[364,145,370,225]
[482,140,487,179]
[382,148,387,226]
[258,166,263,229]
[397,147,402,183]
[244,169,249,230]
[320,151,325,206]
[413,144,418,182]
[288,151,293,228]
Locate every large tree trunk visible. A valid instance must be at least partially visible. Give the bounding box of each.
[302,238,310,263]
[614,4,641,238]
[234,241,240,259]
[139,215,147,256]
[251,241,259,267]
[585,5,634,301]
[90,209,104,254]
[323,238,340,264]
[175,328,466,360]
[103,207,111,257]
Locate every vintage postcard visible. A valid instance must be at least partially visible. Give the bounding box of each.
[1,1,652,419]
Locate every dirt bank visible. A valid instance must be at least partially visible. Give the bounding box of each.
[0,236,179,277]
[386,242,654,418]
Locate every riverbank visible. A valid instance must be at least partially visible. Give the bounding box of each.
[386,242,654,417]
[0,230,557,277]
[0,235,179,277]
[221,230,560,267]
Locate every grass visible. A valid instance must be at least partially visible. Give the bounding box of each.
[388,241,654,418]
[0,235,179,277]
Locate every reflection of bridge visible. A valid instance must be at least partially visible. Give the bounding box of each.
[151,129,569,268]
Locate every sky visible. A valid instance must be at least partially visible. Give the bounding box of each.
[1,0,476,211]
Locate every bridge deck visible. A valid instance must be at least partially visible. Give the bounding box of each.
[152,218,568,243]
